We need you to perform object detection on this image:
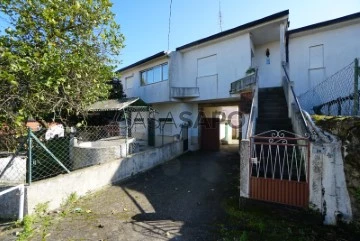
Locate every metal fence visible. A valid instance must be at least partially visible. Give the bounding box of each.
[0,117,184,185]
[298,58,359,116]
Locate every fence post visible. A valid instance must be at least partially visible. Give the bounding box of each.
[354,58,359,115]
[27,128,32,185]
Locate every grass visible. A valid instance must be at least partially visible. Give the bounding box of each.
[60,192,79,217]
[15,202,50,241]
[218,195,360,241]
[14,193,79,241]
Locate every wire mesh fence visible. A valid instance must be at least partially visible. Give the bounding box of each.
[0,134,27,185]
[298,58,359,116]
[0,114,184,185]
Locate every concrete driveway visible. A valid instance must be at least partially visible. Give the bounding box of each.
[1,145,239,241]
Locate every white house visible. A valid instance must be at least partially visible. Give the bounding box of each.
[117,10,360,222]
[118,10,360,150]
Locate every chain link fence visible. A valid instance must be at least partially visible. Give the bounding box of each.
[298,58,359,116]
[0,134,27,185]
[0,109,185,185]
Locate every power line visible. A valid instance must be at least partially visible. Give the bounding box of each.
[167,0,173,51]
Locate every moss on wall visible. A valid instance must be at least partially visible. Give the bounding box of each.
[313,115,360,221]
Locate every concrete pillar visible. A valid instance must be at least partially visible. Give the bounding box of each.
[322,143,337,225]
[240,139,250,198]
[280,23,286,64]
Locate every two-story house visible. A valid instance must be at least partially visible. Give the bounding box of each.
[117,10,360,151]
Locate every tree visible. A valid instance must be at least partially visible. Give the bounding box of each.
[0,0,125,132]
[108,78,126,99]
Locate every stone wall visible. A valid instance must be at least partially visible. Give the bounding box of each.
[313,115,360,221]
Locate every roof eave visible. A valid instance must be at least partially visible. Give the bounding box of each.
[116,51,169,73]
[176,10,289,51]
[288,11,360,37]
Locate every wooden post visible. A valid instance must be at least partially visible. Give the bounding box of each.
[353,58,359,115]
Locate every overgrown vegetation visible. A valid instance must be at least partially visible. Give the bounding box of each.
[60,192,79,217]
[13,193,80,240]
[15,202,50,241]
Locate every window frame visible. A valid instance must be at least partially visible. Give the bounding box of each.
[140,63,169,86]
[309,44,324,70]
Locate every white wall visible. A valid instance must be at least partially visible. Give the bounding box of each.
[175,34,252,101]
[254,41,281,88]
[289,22,360,95]
[120,56,170,104]
[152,103,199,150]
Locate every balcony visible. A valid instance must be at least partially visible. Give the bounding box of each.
[171,87,200,99]
[229,70,257,94]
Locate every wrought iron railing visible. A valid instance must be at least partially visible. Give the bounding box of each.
[250,130,310,182]
[230,69,258,94]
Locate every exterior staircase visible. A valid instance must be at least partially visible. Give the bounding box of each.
[256,87,293,135]
[253,87,305,181]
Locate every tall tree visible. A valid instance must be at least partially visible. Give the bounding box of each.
[0,0,124,131]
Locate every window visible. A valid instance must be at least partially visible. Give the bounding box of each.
[140,63,168,85]
[197,55,217,77]
[309,45,324,69]
[125,76,133,89]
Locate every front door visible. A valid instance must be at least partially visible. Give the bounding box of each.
[200,118,220,151]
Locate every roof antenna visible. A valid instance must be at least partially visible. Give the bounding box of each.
[167,0,173,51]
[218,0,223,32]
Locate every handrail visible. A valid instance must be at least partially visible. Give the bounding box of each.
[282,64,309,132]
[245,90,256,138]
[245,72,258,138]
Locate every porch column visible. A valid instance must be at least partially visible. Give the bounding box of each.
[280,23,286,65]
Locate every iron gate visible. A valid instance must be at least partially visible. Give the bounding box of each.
[249,130,310,207]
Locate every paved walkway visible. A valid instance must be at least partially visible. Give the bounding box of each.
[1,145,239,241]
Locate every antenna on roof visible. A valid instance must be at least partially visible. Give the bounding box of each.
[218,0,223,32]
[167,0,173,51]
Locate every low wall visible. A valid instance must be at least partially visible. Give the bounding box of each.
[71,137,135,169]
[0,186,21,220]
[21,140,183,216]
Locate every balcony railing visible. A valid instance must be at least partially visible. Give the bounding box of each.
[229,70,258,94]
[171,87,200,99]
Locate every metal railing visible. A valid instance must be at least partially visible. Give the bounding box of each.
[250,130,310,182]
[245,88,258,139]
[230,69,258,94]
[282,64,310,136]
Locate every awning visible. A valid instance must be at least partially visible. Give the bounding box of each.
[87,97,139,112]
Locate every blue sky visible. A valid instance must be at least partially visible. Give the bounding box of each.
[1,0,359,69]
[114,0,360,68]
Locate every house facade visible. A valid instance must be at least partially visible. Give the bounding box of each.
[118,10,360,150]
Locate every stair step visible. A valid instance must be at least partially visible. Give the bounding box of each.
[256,118,291,123]
[258,113,289,118]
